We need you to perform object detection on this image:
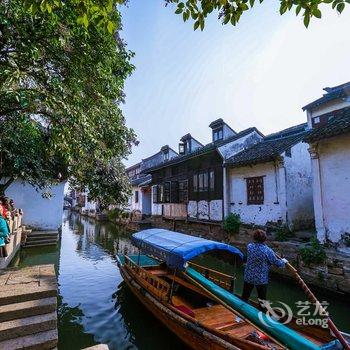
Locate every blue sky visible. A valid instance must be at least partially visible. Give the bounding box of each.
[121,1,350,166]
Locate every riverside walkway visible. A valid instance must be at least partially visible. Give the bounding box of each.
[0,264,58,349]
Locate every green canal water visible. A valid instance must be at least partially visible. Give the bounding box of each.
[10,211,350,350]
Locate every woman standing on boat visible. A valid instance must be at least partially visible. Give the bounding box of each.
[242,229,287,302]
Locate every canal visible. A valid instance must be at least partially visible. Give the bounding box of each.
[10,211,350,350]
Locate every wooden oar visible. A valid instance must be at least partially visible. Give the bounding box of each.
[281,257,350,350]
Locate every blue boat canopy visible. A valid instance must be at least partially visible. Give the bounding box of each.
[131,229,244,270]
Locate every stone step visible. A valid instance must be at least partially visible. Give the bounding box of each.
[26,235,58,241]
[0,312,57,341]
[29,231,58,236]
[26,238,58,245]
[0,329,58,350]
[24,240,58,248]
[0,285,57,306]
[0,297,57,323]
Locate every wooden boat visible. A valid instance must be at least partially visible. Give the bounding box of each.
[117,228,350,350]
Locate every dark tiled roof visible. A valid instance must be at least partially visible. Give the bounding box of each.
[145,127,262,173]
[126,162,140,172]
[303,82,350,111]
[226,123,308,167]
[130,174,151,186]
[304,109,350,142]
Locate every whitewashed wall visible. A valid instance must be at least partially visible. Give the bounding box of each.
[130,185,141,212]
[317,134,350,242]
[188,200,222,221]
[222,124,236,139]
[228,162,284,226]
[284,142,314,230]
[6,180,65,230]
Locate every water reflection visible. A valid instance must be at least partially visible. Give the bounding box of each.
[11,211,350,350]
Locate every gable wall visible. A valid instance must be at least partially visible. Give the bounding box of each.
[284,142,314,230]
[318,133,350,242]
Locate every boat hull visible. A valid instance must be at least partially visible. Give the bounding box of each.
[120,265,239,350]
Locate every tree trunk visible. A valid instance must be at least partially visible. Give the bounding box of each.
[0,176,14,196]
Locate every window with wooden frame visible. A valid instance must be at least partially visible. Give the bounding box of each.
[198,172,208,192]
[246,176,264,205]
[209,170,215,191]
[152,186,158,203]
[163,182,171,203]
[213,127,223,142]
[193,174,198,192]
[170,181,179,203]
[153,185,164,203]
[179,180,188,203]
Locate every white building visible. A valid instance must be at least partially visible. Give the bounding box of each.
[303,82,350,243]
[224,123,314,231]
[126,145,178,217]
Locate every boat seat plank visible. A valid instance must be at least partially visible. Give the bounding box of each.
[226,324,256,338]
[194,305,237,328]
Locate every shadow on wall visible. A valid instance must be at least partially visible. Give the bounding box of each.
[6,180,66,230]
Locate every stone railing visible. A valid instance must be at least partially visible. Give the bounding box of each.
[0,210,24,269]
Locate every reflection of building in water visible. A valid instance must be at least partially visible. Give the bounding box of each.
[114,237,138,256]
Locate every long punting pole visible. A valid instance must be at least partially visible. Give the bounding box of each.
[284,260,350,350]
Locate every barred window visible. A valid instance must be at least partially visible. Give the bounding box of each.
[246,176,264,205]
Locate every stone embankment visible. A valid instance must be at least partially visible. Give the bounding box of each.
[0,265,58,349]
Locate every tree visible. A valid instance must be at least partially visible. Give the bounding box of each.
[21,0,348,32]
[0,116,65,195]
[165,0,346,29]
[0,0,136,205]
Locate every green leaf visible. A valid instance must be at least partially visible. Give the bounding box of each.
[337,2,345,12]
[194,20,200,30]
[107,20,115,33]
[296,5,302,15]
[82,13,89,27]
[223,14,231,24]
[175,8,183,14]
[312,8,322,17]
[304,13,310,27]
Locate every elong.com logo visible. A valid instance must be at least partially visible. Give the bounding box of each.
[257,300,329,329]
